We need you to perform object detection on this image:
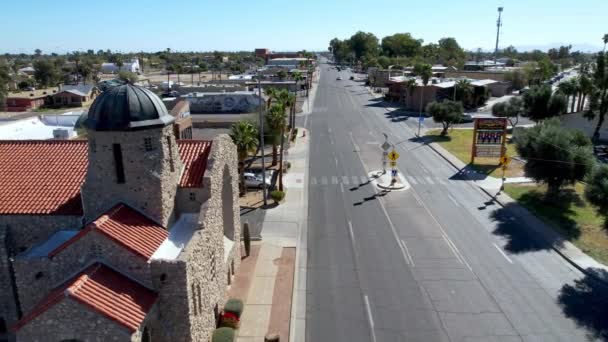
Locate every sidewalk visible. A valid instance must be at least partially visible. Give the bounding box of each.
[426,140,608,283]
[236,127,310,342]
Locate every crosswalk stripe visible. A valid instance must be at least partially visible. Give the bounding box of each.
[311,177,318,185]
[425,176,435,184]
[331,176,338,184]
[353,176,360,184]
[408,176,417,185]
[438,178,447,185]
[321,176,328,185]
[361,176,368,184]
[342,176,350,185]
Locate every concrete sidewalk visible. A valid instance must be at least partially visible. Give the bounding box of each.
[426,140,608,283]
[236,128,310,342]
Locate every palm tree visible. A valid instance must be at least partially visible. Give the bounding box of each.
[404,78,417,109]
[292,70,304,96]
[558,79,577,113]
[266,104,287,166]
[285,92,296,130]
[454,79,473,107]
[413,63,433,132]
[578,73,593,112]
[230,121,259,196]
[264,87,278,108]
[603,33,608,52]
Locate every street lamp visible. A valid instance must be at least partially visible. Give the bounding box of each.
[494,7,504,64]
[257,70,268,206]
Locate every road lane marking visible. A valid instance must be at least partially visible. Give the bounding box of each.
[441,234,463,264]
[349,132,360,151]
[321,176,328,185]
[400,240,415,266]
[493,243,513,264]
[408,176,418,185]
[363,295,377,342]
[438,178,447,185]
[360,176,368,183]
[331,176,338,184]
[348,221,355,244]
[342,176,350,184]
[328,127,332,133]
[335,157,338,166]
[311,177,317,185]
[340,183,344,193]
[425,176,435,184]
[353,176,360,184]
[447,193,460,207]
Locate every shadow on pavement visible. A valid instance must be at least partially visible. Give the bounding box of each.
[558,268,608,341]
[489,203,556,253]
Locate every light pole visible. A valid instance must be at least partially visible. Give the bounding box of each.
[257,71,268,206]
[417,81,423,137]
[494,7,504,64]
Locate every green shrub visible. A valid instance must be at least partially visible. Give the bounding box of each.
[219,312,240,329]
[211,327,235,342]
[270,190,285,203]
[224,298,244,318]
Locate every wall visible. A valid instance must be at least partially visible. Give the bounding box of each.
[175,187,209,214]
[16,298,135,342]
[14,230,152,314]
[445,70,508,82]
[0,215,82,255]
[186,93,262,114]
[0,225,19,335]
[81,125,183,227]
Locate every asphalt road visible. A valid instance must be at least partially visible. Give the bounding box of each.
[303,60,608,342]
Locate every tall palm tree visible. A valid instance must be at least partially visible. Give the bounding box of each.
[264,87,278,108]
[292,71,304,96]
[266,104,287,166]
[413,63,433,129]
[603,33,608,52]
[285,92,296,130]
[404,78,417,109]
[455,79,473,107]
[578,73,593,112]
[558,79,577,113]
[230,121,259,196]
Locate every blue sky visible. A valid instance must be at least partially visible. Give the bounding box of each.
[1,0,606,54]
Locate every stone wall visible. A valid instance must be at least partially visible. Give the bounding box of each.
[0,215,82,253]
[82,125,183,227]
[175,187,209,214]
[16,298,135,342]
[0,225,19,333]
[14,230,152,314]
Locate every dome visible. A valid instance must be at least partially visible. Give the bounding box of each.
[84,84,174,131]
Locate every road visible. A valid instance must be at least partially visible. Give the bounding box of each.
[303,60,608,341]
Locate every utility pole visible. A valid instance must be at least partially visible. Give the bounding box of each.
[257,72,268,206]
[494,7,504,64]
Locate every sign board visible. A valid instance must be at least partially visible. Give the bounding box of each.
[500,156,511,165]
[388,150,400,161]
[389,161,397,168]
[381,142,391,151]
[391,170,398,177]
[471,118,507,163]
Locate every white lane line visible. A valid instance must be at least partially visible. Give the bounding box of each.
[360,176,368,183]
[438,178,447,185]
[447,193,460,207]
[330,138,334,145]
[353,176,360,184]
[493,243,513,264]
[311,177,317,185]
[400,240,415,266]
[331,176,338,184]
[328,127,332,133]
[408,176,418,185]
[342,176,350,184]
[340,183,345,193]
[321,176,328,185]
[425,176,435,185]
[441,234,463,264]
[348,221,355,244]
[335,157,338,166]
[363,295,377,342]
[349,132,360,151]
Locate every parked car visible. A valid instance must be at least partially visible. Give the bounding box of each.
[349,76,354,80]
[337,76,342,80]
[244,172,272,189]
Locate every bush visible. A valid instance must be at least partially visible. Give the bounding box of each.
[270,190,285,203]
[224,298,244,318]
[219,311,240,329]
[211,327,235,342]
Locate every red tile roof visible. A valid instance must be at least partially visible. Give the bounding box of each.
[13,263,157,333]
[178,140,212,187]
[0,140,213,215]
[49,204,168,260]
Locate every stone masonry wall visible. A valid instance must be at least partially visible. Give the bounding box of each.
[16,298,135,342]
[14,230,152,314]
[175,187,209,214]
[81,125,183,227]
[0,225,19,330]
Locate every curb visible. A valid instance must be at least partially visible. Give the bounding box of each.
[425,140,608,286]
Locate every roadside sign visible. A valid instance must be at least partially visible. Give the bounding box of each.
[389,161,397,168]
[388,150,400,161]
[500,156,511,165]
[391,169,398,177]
[381,141,391,151]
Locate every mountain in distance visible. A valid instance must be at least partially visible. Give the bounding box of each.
[512,42,603,53]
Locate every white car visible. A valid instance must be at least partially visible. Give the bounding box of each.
[336,76,343,80]
[244,172,271,188]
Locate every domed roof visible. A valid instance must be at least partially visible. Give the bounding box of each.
[84,84,174,131]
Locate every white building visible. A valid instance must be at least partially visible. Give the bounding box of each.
[101,58,140,74]
[0,114,81,140]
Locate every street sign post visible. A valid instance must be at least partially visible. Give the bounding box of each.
[388,150,400,161]
[389,161,397,168]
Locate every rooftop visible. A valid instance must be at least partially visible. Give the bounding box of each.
[14,263,157,333]
[49,203,169,260]
[0,139,213,215]
[7,88,59,99]
[0,115,80,140]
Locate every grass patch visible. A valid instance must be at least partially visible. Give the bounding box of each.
[504,183,608,265]
[426,129,524,178]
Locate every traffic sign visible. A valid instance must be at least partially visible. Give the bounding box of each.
[388,150,400,161]
[381,141,391,151]
[500,156,511,165]
[391,169,398,177]
[389,161,397,168]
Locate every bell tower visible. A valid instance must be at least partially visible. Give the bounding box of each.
[80,84,183,227]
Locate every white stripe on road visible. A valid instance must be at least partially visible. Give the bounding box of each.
[335,157,338,166]
[342,176,350,184]
[363,295,377,342]
[352,176,360,184]
[321,176,328,185]
[331,176,338,184]
[348,221,355,244]
[493,243,513,264]
[400,240,415,266]
[438,178,447,185]
[442,234,463,264]
[447,193,460,207]
[425,176,435,185]
[311,177,317,185]
[361,176,368,183]
[408,176,418,185]
[340,183,344,193]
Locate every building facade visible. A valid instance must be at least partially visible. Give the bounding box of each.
[0,84,241,342]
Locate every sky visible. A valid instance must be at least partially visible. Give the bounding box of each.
[1,0,606,54]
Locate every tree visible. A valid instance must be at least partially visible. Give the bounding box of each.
[557,78,578,113]
[117,71,138,84]
[33,59,60,87]
[413,63,432,120]
[504,70,527,90]
[454,79,473,107]
[426,100,464,136]
[381,33,422,58]
[276,70,287,80]
[0,60,10,109]
[264,87,278,108]
[523,85,567,121]
[292,70,303,96]
[230,121,259,195]
[265,104,287,166]
[584,52,608,142]
[349,31,379,60]
[515,118,594,198]
[34,49,42,57]
[577,73,593,112]
[585,164,608,228]
[604,34,608,52]
[492,97,524,130]
[437,37,465,66]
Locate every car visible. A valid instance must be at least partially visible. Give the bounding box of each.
[349,76,354,80]
[244,172,272,189]
[336,76,342,80]
[459,114,474,123]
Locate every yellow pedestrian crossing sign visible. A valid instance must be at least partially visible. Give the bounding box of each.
[388,150,400,161]
[500,156,511,165]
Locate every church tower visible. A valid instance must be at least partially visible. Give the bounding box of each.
[80,84,183,227]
